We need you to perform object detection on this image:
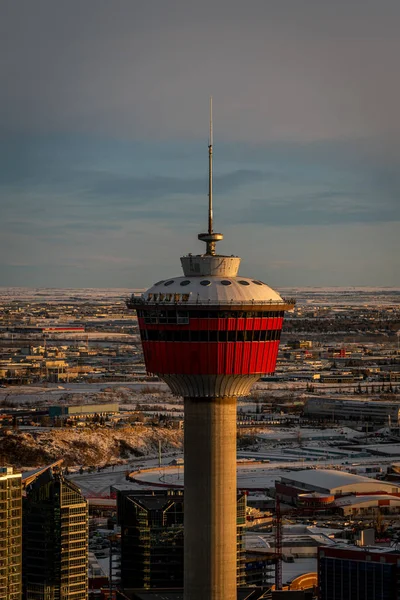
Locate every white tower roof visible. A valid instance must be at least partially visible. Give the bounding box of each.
[144,275,283,305]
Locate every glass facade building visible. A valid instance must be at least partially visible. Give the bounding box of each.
[118,490,184,589]
[0,467,22,600]
[118,490,247,590]
[23,468,88,600]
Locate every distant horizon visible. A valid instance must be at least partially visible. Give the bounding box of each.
[0,285,399,291]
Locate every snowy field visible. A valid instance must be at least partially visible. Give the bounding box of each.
[0,381,169,405]
[0,287,144,303]
[0,378,372,406]
[1,286,398,305]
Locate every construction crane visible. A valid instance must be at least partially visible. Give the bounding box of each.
[275,496,283,590]
[274,496,302,591]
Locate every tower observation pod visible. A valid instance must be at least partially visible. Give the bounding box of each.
[127,101,295,600]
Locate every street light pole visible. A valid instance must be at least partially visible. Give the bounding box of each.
[109,538,113,600]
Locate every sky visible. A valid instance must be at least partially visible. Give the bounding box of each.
[0,0,399,288]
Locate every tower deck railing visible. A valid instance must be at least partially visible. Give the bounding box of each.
[127,295,296,309]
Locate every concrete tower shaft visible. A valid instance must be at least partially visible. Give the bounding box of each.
[184,397,237,600]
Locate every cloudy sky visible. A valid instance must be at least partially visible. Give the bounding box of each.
[1,0,399,288]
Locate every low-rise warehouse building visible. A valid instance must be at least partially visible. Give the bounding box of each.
[334,494,400,516]
[304,396,400,423]
[277,469,400,506]
[49,402,119,419]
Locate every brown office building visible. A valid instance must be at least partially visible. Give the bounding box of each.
[0,467,22,600]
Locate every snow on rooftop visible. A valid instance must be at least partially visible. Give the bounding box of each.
[281,469,398,491]
[334,494,400,507]
[256,427,363,441]
[327,543,400,554]
[283,558,317,584]
[363,444,400,456]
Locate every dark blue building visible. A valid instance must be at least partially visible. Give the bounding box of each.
[318,545,400,600]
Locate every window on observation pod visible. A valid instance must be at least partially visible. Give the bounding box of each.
[252,280,263,285]
[164,280,174,286]
[220,280,232,286]
[238,280,250,286]
[180,280,191,286]
[200,280,211,286]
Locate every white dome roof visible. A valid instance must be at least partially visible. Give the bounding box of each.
[144,275,283,306]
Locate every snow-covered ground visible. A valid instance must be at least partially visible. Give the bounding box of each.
[69,456,182,495]
[0,381,169,405]
[255,426,364,441]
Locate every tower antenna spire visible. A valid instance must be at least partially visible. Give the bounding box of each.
[198,97,223,255]
[208,96,213,236]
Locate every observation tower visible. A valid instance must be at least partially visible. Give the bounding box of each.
[127,100,295,600]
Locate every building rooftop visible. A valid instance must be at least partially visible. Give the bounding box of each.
[334,494,400,507]
[117,589,270,600]
[281,469,398,493]
[320,543,400,556]
[21,459,64,487]
[118,489,184,512]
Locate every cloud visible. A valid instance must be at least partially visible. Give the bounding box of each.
[1,0,400,143]
[86,169,266,206]
[0,0,399,285]
[1,135,399,245]
[233,190,399,227]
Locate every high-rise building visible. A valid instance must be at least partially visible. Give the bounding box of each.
[127,101,294,600]
[117,489,247,590]
[318,545,400,600]
[23,467,88,600]
[0,466,22,600]
[118,489,184,589]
